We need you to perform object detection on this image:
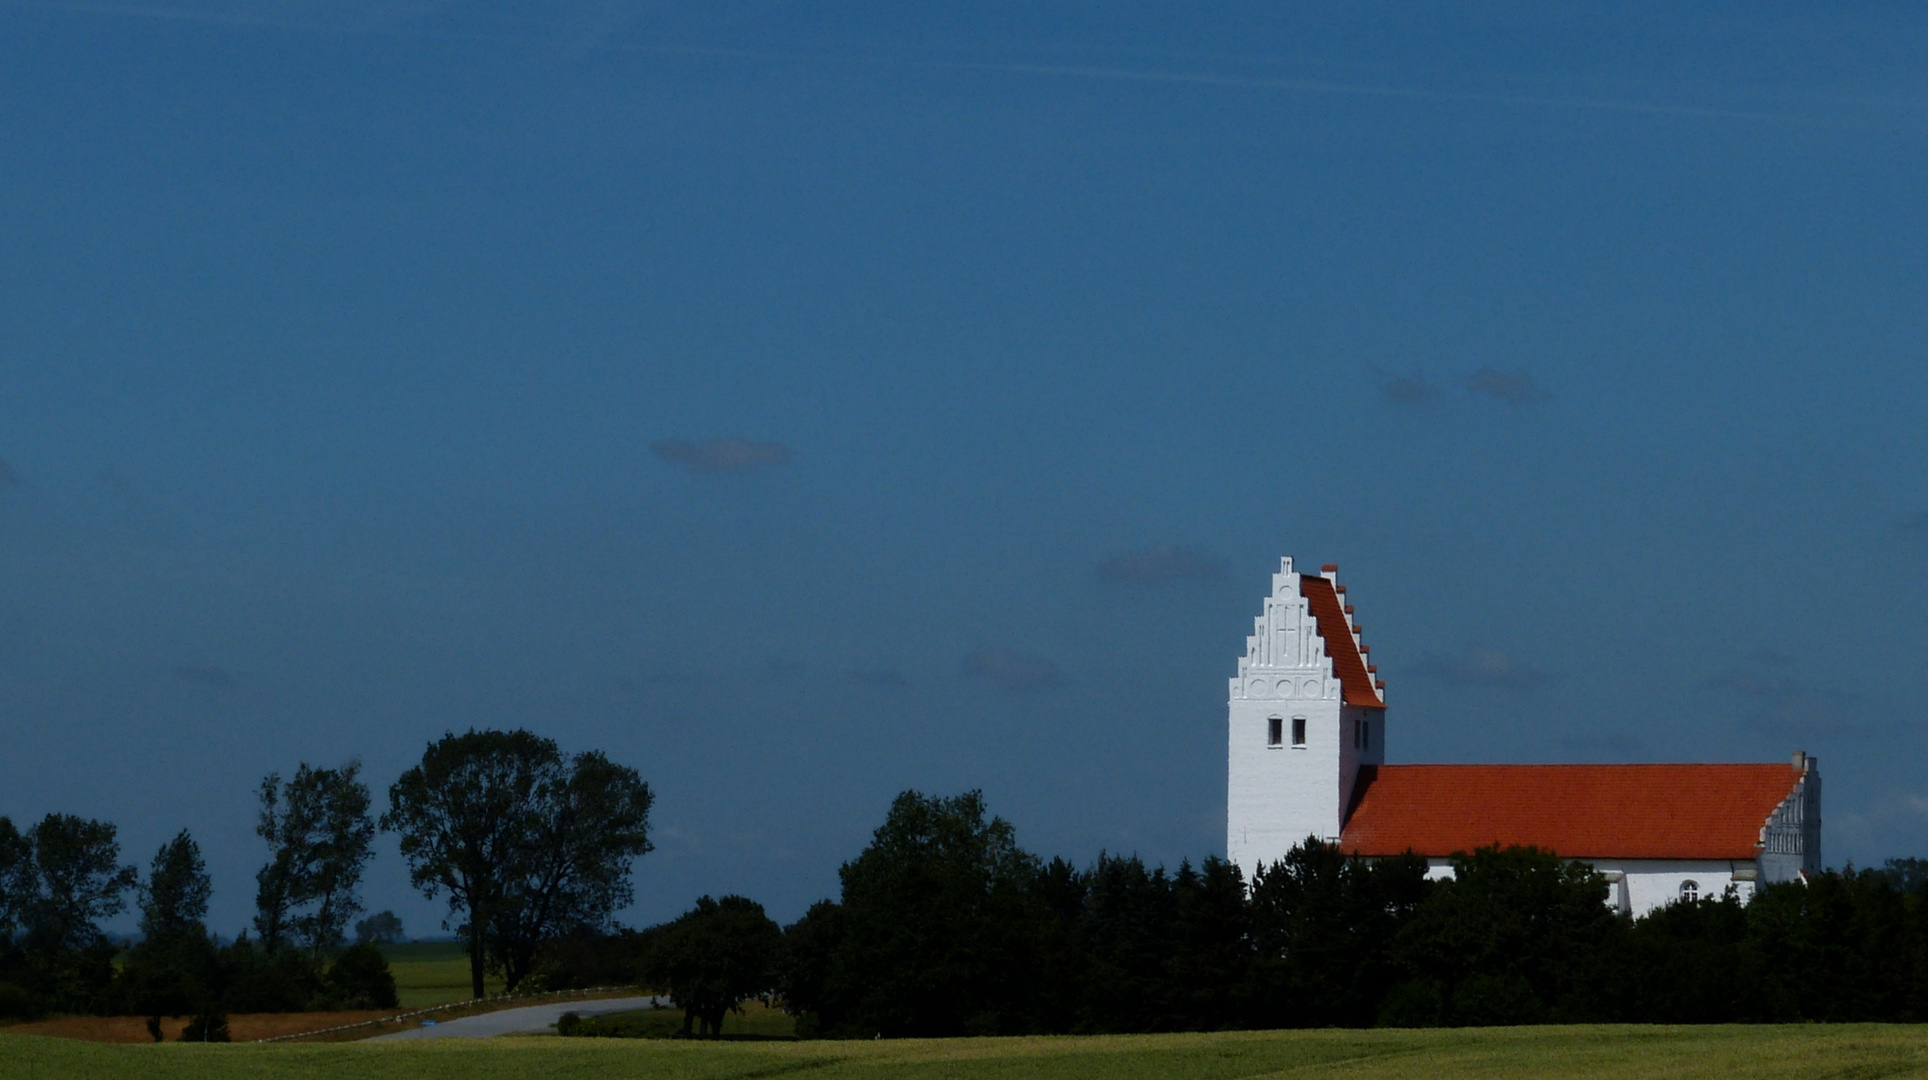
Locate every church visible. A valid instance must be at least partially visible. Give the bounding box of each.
[1226,557,1821,917]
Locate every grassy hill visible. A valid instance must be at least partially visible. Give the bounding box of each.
[4,1023,1928,1079]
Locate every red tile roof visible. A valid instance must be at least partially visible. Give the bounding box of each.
[1299,575,1384,708]
[1340,763,1805,860]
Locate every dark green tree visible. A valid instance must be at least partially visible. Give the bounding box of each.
[641,895,783,1036]
[382,729,654,998]
[117,830,219,1032]
[19,814,137,955]
[0,817,28,946]
[325,942,399,1009]
[354,910,406,946]
[253,761,377,959]
[1386,846,1621,1025]
[1246,837,1428,1028]
[140,830,212,941]
[822,790,1047,1037]
[778,899,845,1035]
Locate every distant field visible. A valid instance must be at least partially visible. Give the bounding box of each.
[380,940,504,1008]
[5,1024,1928,1080]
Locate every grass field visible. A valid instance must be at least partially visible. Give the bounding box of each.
[4,1024,1928,1079]
[379,940,505,1008]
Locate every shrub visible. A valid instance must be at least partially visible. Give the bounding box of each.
[325,943,398,1009]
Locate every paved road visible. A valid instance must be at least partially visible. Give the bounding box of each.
[369,995,666,1040]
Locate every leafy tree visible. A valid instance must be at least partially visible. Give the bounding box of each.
[354,910,406,946]
[325,942,399,1008]
[1387,846,1620,1025]
[19,814,137,955]
[822,790,1047,1037]
[1880,858,1928,896]
[0,817,28,946]
[118,830,218,1031]
[641,895,783,1036]
[1246,837,1428,1028]
[140,830,212,942]
[778,899,844,1034]
[382,729,654,997]
[253,762,377,958]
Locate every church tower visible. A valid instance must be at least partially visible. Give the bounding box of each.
[1227,557,1386,883]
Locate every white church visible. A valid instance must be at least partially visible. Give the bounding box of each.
[1227,557,1821,917]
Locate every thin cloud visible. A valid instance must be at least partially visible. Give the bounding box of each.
[1379,375,1441,405]
[1096,544,1228,584]
[1461,368,1551,405]
[172,665,234,689]
[1705,649,1882,738]
[962,647,1067,693]
[651,438,793,475]
[1408,646,1553,690]
[848,668,909,689]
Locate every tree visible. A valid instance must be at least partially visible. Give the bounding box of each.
[354,910,406,946]
[382,729,654,998]
[253,762,377,959]
[140,831,212,942]
[641,895,783,1036]
[325,943,399,1009]
[19,814,137,955]
[1387,846,1620,1025]
[1246,837,1428,1028]
[823,790,1047,1037]
[118,829,219,1031]
[0,817,28,946]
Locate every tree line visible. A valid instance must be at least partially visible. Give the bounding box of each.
[540,790,1928,1037]
[9,749,1927,1039]
[0,728,653,1037]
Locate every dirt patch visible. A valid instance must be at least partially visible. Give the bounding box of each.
[2,1010,402,1043]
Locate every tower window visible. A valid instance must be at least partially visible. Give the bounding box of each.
[1292,717,1307,747]
[1352,719,1360,749]
[1363,720,1371,751]
[1267,717,1282,748]
[1679,880,1699,903]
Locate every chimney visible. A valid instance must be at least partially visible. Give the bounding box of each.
[1792,750,1807,772]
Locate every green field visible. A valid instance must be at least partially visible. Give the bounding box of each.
[379,941,505,1008]
[5,1024,1928,1079]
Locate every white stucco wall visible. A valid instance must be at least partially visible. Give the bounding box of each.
[1420,856,1760,918]
[1227,558,1385,883]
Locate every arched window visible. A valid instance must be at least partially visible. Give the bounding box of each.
[1267,717,1283,748]
[1679,880,1699,903]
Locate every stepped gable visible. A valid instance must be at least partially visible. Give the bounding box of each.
[1340,763,1807,860]
[1299,570,1383,708]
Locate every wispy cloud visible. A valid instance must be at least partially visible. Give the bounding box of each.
[962,647,1067,693]
[848,668,908,689]
[1704,649,1883,738]
[1461,368,1551,405]
[172,665,234,689]
[1408,646,1553,690]
[1096,544,1227,584]
[651,438,792,475]
[1379,374,1441,405]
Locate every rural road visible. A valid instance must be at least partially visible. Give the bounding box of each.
[368,995,666,1040]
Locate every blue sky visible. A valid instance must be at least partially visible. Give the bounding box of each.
[2,2,1926,937]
